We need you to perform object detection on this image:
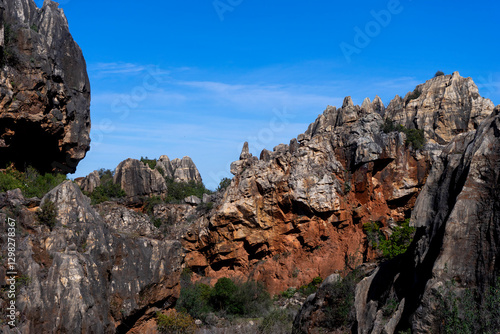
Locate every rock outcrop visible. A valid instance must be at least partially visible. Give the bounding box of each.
[113,158,168,202]
[340,104,500,334]
[157,155,202,183]
[0,181,182,333]
[0,0,91,173]
[182,73,495,295]
[384,71,494,144]
[76,169,100,193]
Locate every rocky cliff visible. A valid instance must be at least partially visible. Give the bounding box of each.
[0,181,182,333]
[1,69,497,333]
[0,0,90,173]
[183,72,492,295]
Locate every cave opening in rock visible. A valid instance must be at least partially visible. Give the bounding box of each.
[0,118,65,174]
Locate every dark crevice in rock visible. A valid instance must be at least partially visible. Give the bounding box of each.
[0,118,65,172]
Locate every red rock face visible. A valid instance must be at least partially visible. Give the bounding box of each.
[183,73,494,296]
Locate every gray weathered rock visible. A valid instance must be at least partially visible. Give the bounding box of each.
[113,158,167,202]
[77,170,100,193]
[0,180,182,333]
[0,0,91,173]
[170,156,202,183]
[385,71,494,145]
[345,105,500,333]
[156,155,202,183]
[184,195,201,205]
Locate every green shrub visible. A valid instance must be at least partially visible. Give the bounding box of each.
[216,177,232,192]
[281,287,297,298]
[22,167,67,198]
[435,70,445,77]
[36,199,58,228]
[177,277,271,319]
[363,219,415,260]
[296,276,324,296]
[229,280,272,316]
[177,282,213,319]
[259,308,294,334]
[165,178,211,203]
[378,219,415,259]
[89,169,126,205]
[321,270,361,329]
[381,119,425,150]
[144,195,163,215]
[405,128,425,149]
[406,88,421,102]
[0,168,23,193]
[0,165,66,198]
[438,278,500,334]
[140,156,157,170]
[363,221,384,247]
[156,310,196,334]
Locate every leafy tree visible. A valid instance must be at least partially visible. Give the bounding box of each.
[378,219,415,259]
[435,70,445,77]
[216,177,232,192]
[0,165,66,198]
[165,178,211,203]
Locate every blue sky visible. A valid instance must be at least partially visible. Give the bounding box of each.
[35,0,500,189]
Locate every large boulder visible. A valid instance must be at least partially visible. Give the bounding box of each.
[113,158,167,202]
[157,155,202,183]
[0,0,91,173]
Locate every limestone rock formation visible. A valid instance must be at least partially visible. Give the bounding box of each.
[113,158,167,202]
[0,0,91,173]
[157,155,202,183]
[76,169,100,193]
[345,105,500,333]
[385,71,494,145]
[292,105,500,333]
[0,181,182,333]
[182,73,495,296]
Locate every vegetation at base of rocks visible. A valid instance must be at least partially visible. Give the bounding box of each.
[216,177,232,192]
[281,277,323,298]
[87,169,126,205]
[36,199,58,228]
[0,165,67,198]
[321,269,362,330]
[437,278,500,334]
[156,309,197,334]
[259,308,295,334]
[176,276,272,321]
[435,70,445,77]
[363,219,415,260]
[165,178,212,203]
[382,119,426,150]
